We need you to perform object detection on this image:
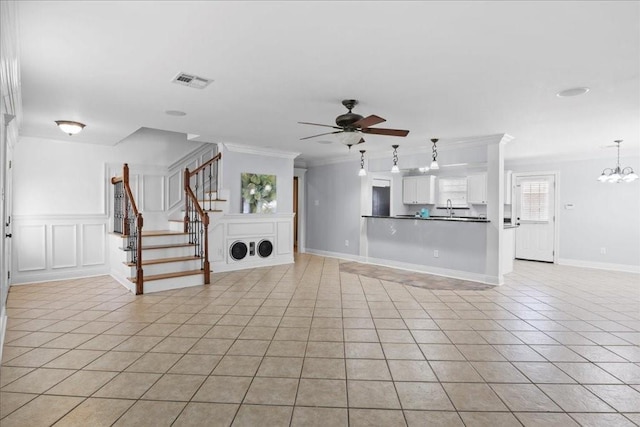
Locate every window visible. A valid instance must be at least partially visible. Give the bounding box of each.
[520,180,549,221]
[438,177,467,207]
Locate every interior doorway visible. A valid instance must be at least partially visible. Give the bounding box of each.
[514,173,557,262]
[372,179,391,216]
[293,176,298,252]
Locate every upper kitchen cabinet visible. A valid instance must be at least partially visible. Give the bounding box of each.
[467,173,487,204]
[403,175,436,204]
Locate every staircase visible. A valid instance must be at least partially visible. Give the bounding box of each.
[110,153,223,294]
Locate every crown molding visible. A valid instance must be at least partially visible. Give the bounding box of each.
[221,142,300,159]
[305,134,514,167]
[506,149,640,167]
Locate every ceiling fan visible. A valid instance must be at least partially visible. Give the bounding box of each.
[299,99,410,146]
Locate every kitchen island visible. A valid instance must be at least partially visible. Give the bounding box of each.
[362,215,505,284]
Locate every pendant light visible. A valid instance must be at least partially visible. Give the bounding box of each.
[391,145,400,173]
[429,138,440,170]
[358,150,367,176]
[597,140,638,183]
[55,120,86,135]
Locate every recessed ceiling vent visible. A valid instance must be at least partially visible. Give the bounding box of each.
[171,72,213,89]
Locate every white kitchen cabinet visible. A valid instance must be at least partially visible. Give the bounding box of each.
[403,175,435,204]
[467,173,487,204]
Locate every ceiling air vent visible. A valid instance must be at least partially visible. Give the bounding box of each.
[171,72,213,89]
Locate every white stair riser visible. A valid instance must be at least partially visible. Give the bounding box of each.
[142,234,190,246]
[168,221,185,232]
[126,260,202,276]
[121,235,189,247]
[143,246,197,260]
[143,274,204,293]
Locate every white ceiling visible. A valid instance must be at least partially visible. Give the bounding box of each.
[17,1,640,162]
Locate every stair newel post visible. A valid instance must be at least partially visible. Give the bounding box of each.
[183,168,190,234]
[123,163,130,236]
[135,213,144,295]
[203,212,210,284]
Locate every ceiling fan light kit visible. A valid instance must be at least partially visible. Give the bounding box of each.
[598,140,638,183]
[299,99,410,146]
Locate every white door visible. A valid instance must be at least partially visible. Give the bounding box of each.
[1,113,15,325]
[515,174,556,262]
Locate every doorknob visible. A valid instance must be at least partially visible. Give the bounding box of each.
[5,234,11,238]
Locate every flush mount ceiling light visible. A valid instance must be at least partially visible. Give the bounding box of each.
[598,140,638,183]
[429,138,440,170]
[391,144,400,173]
[556,87,590,97]
[358,150,367,177]
[55,120,85,135]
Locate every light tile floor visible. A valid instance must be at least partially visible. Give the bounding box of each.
[1,254,639,426]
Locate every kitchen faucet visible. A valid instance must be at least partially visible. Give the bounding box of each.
[446,199,454,217]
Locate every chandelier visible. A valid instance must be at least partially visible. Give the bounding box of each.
[598,140,638,183]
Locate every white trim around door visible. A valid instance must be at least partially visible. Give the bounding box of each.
[513,171,559,264]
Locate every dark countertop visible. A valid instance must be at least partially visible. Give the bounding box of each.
[362,215,490,223]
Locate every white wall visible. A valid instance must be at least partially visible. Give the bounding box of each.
[11,132,209,284]
[507,155,640,271]
[220,143,295,214]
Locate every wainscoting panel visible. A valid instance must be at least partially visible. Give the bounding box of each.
[51,224,77,269]
[228,222,274,237]
[142,175,165,212]
[199,147,217,166]
[277,221,292,255]
[128,174,140,209]
[210,213,294,273]
[82,223,106,266]
[168,170,182,209]
[12,217,109,284]
[17,224,46,272]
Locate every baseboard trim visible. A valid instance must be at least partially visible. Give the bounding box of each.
[305,249,501,285]
[10,268,110,285]
[212,256,294,273]
[557,258,640,274]
[0,308,7,364]
[304,249,366,263]
[109,269,136,293]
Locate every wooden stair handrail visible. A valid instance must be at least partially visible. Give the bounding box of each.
[111,164,140,216]
[184,168,211,284]
[188,152,221,178]
[111,163,144,294]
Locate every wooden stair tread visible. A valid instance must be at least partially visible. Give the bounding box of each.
[124,255,200,267]
[128,269,205,283]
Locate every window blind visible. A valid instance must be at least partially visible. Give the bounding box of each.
[520,181,549,221]
[438,177,468,207]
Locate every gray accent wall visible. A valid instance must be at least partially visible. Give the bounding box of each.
[306,160,361,256]
[507,155,640,269]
